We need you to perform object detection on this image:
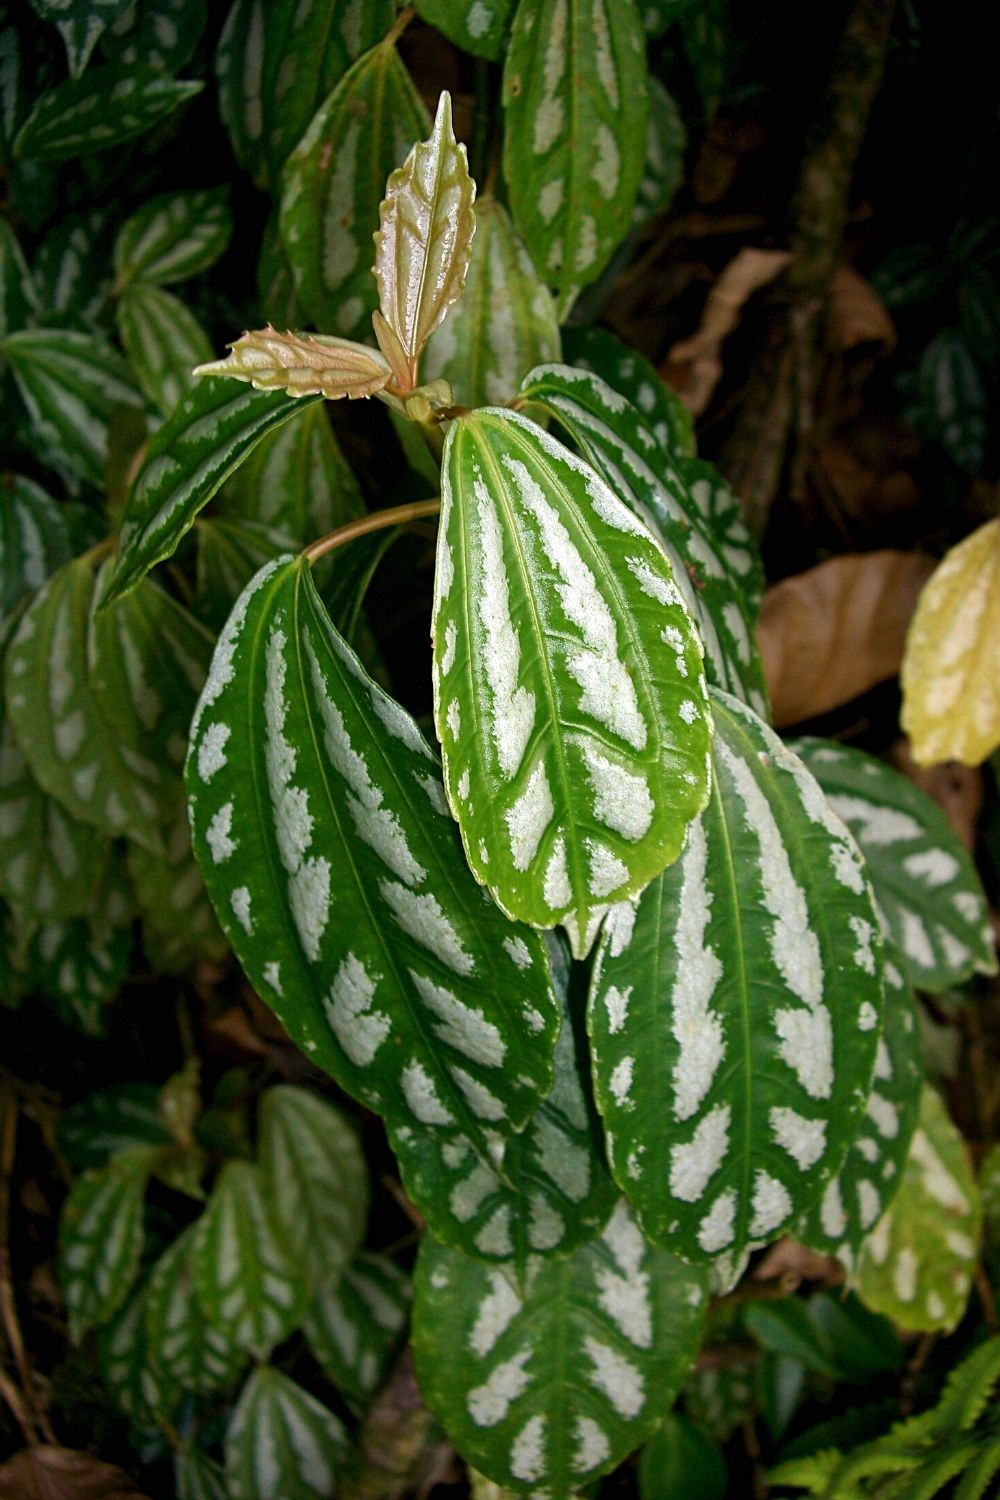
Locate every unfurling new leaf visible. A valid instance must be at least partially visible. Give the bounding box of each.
[195,326,393,402]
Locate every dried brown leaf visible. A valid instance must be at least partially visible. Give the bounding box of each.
[890,739,984,853]
[194,327,391,400]
[827,263,896,353]
[0,1447,149,1500]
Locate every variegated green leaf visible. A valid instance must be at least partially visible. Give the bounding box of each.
[412,1202,708,1496]
[13,67,202,161]
[304,1251,410,1404]
[128,805,227,973]
[793,739,997,991]
[414,0,516,59]
[219,399,363,542]
[280,39,429,340]
[100,377,322,609]
[422,195,561,409]
[96,1287,169,1428]
[518,364,767,715]
[0,328,143,490]
[117,282,213,417]
[563,326,695,459]
[1,217,36,338]
[175,1446,229,1500]
[225,1365,348,1500]
[26,0,133,77]
[673,456,764,619]
[59,1145,154,1341]
[502,0,650,317]
[6,557,211,850]
[633,77,686,230]
[192,1160,308,1357]
[28,854,133,1035]
[0,474,75,617]
[32,208,115,328]
[144,1225,248,1405]
[258,1085,367,1294]
[799,958,922,1268]
[186,556,559,1166]
[59,1082,169,1171]
[588,690,884,1271]
[433,406,711,957]
[855,1086,981,1333]
[102,0,207,73]
[194,517,289,632]
[114,189,232,290]
[641,0,693,35]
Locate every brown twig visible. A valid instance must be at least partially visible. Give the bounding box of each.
[0,1080,55,1444]
[303,498,441,563]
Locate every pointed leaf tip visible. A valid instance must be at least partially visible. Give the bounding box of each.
[194,327,392,401]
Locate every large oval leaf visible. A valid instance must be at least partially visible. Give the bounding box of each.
[224,1365,348,1500]
[186,556,559,1167]
[143,1225,248,1408]
[303,1251,410,1405]
[432,406,711,958]
[411,1201,708,1496]
[588,690,884,1270]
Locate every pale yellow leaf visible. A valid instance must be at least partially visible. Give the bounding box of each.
[373,90,476,389]
[901,517,1000,766]
[194,326,391,400]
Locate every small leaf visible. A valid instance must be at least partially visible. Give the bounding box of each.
[59,1082,170,1171]
[916,327,989,473]
[0,474,75,618]
[632,77,686,230]
[118,283,213,417]
[225,1366,348,1500]
[679,0,731,118]
[27,853,134,1036]
[32,208,115,328]
[411,1202,708,1496]
[433,407,711,957]
[144,1226,247,1405]
[14,67,202,162]
[96,1286,172,1427]
[1,217,36,338]
[102,0,207,73]
[563,325,696,459]
[26,0,133,77]
[59,1145,155,1341]
[114,189,232,290]
[304,1251,410,1404]
[414,0,517,60]
[175,1445,229,1500]
[374,91,476,388]
[195,326,392,401]
[128,806,227,973]
[901,517,1000,766]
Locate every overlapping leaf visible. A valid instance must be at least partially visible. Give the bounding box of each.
[26,0,133,77]
[502,0,650,316]
[563,325,696,460]
[194,517,290,632]
[117,282,213,416]
[114,189,232,290]
[186,556,559,1167]
[195,326,392,401]
[97,1287,172,1428]
[304,1251,410,1405]
[28,855,133,1035]
[127,805,226,973]
[219,400,363,542]
[412,1201,708,1496]
[175,1446,230,1500]
[422,196,561,409]
[632,77,686,230]
[1,218,36,338]
[674,455,764,617]
[60,1145,154,1341]
[414,0,517,59]
[589,690,884,1270]
[144,1225,247,1406]
[793,738,996,990]
[32,208,114,327]
[0,474,75,617]
[280,39,429,340]
[224,1366,348,1500]
[13,66,202,161]
[102,0,207,73]
[59,1082,169,1171]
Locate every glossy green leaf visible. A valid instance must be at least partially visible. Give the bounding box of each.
[192,1160,308,1357]
[674,455,764,619]
[6,557,211,850]
[794,739,997,990]
[32,208,115,328]
[26,0,133,77]
[194,517,289,632]
[219,400,363,542]
[304,1251,410,1404]
[433,406,711,957]
[114,189,232,290]
[14,67,202,161]
[225,1365,348,1500]
[144,1225,248,1406]
[280,39,429,340]
[128,805,227,973]
[589,690,884,1271]
[1,217,36,338]
[117,282,213,417]
[102,0,207,72]
[639,1413,728,1500]
[502,0,650,317]
[518,364,767,715]
[633,77,686,229]
[59,1082,170,1171]
[0,328,142,490]
[59,1145,154,1341]
[412,1202,708,1495]
[96,1285,172,1428]
[563,325,696,460]
[100,377,322,608]
[414,0,516,59]
[175,1445,230,1500]
[422,195,561,409]
[0,474,75,617]
[186,556,559,1166]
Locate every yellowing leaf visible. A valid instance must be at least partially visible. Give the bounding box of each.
[374,91,476,390]
[901,517,1000,766]
[195,327,391,401]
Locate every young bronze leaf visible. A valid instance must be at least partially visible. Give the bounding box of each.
[185,557,559,1169]
[194,327,392,401]
[432,407,711,958]
[374,91,476,388]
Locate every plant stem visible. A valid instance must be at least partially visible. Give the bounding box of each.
[0,1080,55,1444]
[303,498,441,563]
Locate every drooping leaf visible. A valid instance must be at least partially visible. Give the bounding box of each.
[117,283,213,417]
[280,40,429,340]
[192,1160,308,1357]
[101,0,207,73]
[59,1145,155,1342]
[26,0,134,78]
[114,189,232,291]
[588,690,883,1270]
[14,67,202,161]
[632,77,686,230]
[422,195,561,409]
[563,325,696,460]
[433,406,711,957]
[793,739,996,990]
[127,805,227,973]
[224,1366,348,1500]
[855,1086,981,1334]
[502,0,650,317]
[414,0,516,59]
[411,1202,708,1496]
[901,517,1000,767]
[59,1082,170,1171]
[144,1225,248,1406]
[304,1251,410,1405]
[31,208,115,328]
[195,326,392,401]
[1,217,36,338]
[0,474,75,617]
[186,556,559,1166]
[100,377,322,608]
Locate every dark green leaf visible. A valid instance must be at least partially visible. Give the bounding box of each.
[194,516,290,632]
[59,1145,154,1341]
[128,804,227,973]
[26,0,133,77]
[414,0,516,60]
[633,78,686,229]
[14,66,202,162]
[0,474,74,616]
[224,1365,348,1500]
[917,327,989,473]
[563,325,696,460]
[96,1285,172,1427]
[679,0,730,118]
[27,852,133,1035]
[117,282,213,416]
[638,1413,728,1500]
[175,1446,230,1500]
[59,1082,170,1172]
[101,0,207,73]
[114,189,232,290]
[144,1225,248,1406]
[304,1251,410,1404]
[744,1299,839,1379]
[1,218,36,339]
[30,209,114,328]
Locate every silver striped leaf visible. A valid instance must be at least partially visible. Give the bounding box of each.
[518,364,767,715]
[25,0,133,77]
[192,1160,308,1358]
[433,405,711,957]
[96,1287,169,1428]
[303,1251,410,1405]
[792,738,997,992]
[27,848,133,1037]
[632,76,686,230]
[224,1365,348,1500]
[1,218,36,338]
[411,1200,708,1496]
[414,0,517,60]
[58,1082,169,1172]
[280,41,429,341]
[588,689,884,1268]
[113,189,232,290]
[117,283,213,417]
[673,456,764,621]
[13,67,202,161]
[563,325,696,460]
[5,557,211,851]
[501,0,650,318]
[175,1446,229,1500]
[143,1224,247,1405]
[32,208,115,328]
[0,474,75,616]
[421,195,561,410]
[59,1145,155,1342]
[798,957,922,1268]
[258,1085,368,1295]
[99,376,322,610]
[127,804,227,974]
[185,556,559,1167]
[102,0,207,73]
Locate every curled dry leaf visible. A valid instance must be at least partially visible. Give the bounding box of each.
[194,326,392,400]
[757,550,935,728]
[827,263,896,353]
[0,1446,149,1500]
